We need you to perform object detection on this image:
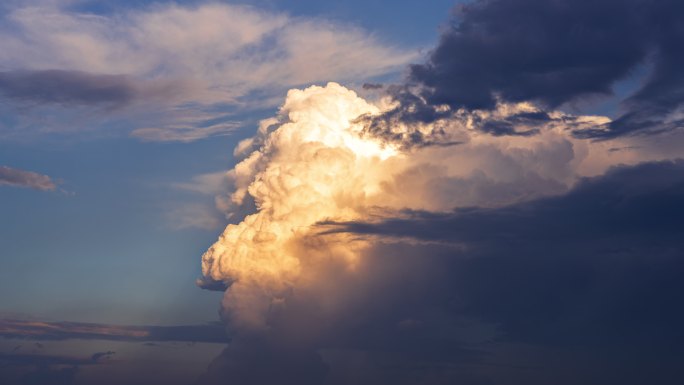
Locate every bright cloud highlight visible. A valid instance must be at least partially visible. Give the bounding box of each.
[200,82,684,330]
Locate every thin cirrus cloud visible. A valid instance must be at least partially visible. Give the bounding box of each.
[0,318,229,343]
[0,165,57,191]
[0,2,417,141]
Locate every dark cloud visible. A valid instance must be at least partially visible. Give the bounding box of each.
[90,351,115,363]
[370,0,684,139]
[0,166,57,191]
[0,70,138,106]
[196,277,231,292]
[0,319,228,344]
[411,0,648,110]
[0,70,187,107]
[362,83,384,90]
[312,160,684,384]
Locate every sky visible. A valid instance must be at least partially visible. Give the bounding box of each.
[1,0,683,384]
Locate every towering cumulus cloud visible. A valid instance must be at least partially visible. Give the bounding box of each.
[199,82,684,384]
[198,4,684,383]
[201,83,396,329]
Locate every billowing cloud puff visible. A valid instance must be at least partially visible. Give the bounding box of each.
[200,82,684,331]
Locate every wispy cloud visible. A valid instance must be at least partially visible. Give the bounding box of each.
[0,70,191,107]
[131,122,240,143]
[0,2,417,141]
[0,319,228,344]
[173,171,228,196]
[167,203,224,231]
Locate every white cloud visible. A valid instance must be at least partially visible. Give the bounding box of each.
[0,2,417,141]
[199,82,684,330]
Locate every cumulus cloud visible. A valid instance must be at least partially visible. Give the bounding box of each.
[200,83,684,323]
[0,2,416,141]
[0,166,57,191]
[197,82,684,383]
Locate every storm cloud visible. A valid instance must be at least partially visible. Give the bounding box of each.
[194,80,684,384]
[370,0,684,140]
[316,160,684,384]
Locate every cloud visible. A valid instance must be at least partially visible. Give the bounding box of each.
[365,0,684,139]
[322,161,684,358]
[200,161,684,384]
[167,203,224,231]
[130,122,240,143]
[200,82,684,327]
[195,82,684,383]
[0,166,57,191]
[0,2,416,141]
[0,319,228,344]
[166,171,234,231]
[90,351,115,362]
[0,70,190,107]
[173,171,229,196]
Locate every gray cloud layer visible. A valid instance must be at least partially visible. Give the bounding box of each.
[0,70,187,107]
[369,0,684,140]
[0,319,228,344]
[0,70,139,106]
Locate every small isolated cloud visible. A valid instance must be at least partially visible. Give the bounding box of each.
[0,166,57,191]
[194,82,684,384]
[130,122,240,143]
